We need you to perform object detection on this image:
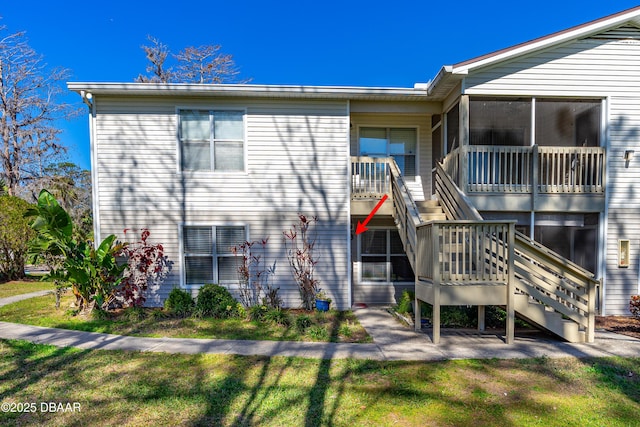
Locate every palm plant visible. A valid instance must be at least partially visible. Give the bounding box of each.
[26,190,124,311]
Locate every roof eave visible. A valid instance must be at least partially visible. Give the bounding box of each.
[66,82,432,101]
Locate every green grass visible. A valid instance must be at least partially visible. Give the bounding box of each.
[0,280,54,299]
[0,293,371,343]
[0,339,638,426]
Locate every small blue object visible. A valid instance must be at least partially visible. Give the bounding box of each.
[316,299,330,312]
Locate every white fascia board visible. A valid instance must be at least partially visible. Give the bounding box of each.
[66,82,430,100]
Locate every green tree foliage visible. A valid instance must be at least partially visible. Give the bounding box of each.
[26,190,123,311]
[38,162,93,241]
[0,195,34,281]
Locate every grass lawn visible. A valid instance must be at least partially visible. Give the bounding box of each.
[0,293,370,343]
[0,280,54,299]
[0,339,638,426]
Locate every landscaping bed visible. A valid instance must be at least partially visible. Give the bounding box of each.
[0,293,371,343]
[597,316,640,340]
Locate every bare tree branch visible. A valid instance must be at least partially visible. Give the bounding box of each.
[135,35,250,84]
[0,26,78,197]
[135,35,174,83]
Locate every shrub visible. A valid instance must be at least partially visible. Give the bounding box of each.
[307,325,329,341]
[283,214,319,310]
[248,304,268,322]
[164,288,194,317]
[264,308,291,327]
[396,290,415,314]
[195,283,239,318]
[0,195,35,281]
[116,228,172,308]
[630,295,640,319]
[123,306,147,322]
[232,238,279,308]
[295,314,313,333]
[27,190,125,312]
[91,308,110,321]
[339,324,353,337]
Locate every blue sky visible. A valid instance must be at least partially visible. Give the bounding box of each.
[2,1,639,170]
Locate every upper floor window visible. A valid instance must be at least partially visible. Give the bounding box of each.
[469,97,601,147]
[179,110,244,171]
[359,127,417,177]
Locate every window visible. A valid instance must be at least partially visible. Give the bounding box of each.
[359,127,417,177]
[183,225,246,286]
[179,110,244,171]
[359,228,414,283]
[535,99,600,147]
[470,98,531,146]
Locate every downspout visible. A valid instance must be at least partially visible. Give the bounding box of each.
[81,91,101,248]
[346,99,353,309]
[600,97,610,316]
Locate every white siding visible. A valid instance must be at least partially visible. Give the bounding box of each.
[462,26,640,315]
[349,113,431,201]
[94,97,351,309]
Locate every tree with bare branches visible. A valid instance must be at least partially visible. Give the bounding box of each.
[135,35,248,84]
[0,27,76,196]
[135,36,174,83]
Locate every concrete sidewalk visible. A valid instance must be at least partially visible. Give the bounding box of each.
[1,293,639,361]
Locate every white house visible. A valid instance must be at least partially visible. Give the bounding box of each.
[70,6,640,342]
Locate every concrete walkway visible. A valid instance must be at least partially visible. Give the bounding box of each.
[1,293,639,361]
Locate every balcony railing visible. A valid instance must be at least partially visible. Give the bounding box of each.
[350,156,390,199]
[442,145,605,195]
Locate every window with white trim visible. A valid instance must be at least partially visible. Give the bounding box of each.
[359,127,417,177]
[183,225,246,286]
[359,228,414,283]
[179,110,245,171]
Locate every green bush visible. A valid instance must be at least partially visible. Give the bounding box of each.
[123,306,147,322]
[164,288,194,317]
[295,314,313,333]
[307,325,329,341]
[194,284,239,318]
[264,308,291,327]
[248,304,268,322]
[0,195,35,281]
[396,290,415,314]
[339,324,353,337]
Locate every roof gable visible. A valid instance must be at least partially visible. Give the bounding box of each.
[450,6,640,74]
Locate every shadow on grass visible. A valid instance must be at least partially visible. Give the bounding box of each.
[0,338,639,426]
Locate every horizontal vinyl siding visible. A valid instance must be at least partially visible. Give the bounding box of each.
[464,38,640,97]
[605,210,640,316]
[462,28,640,315]
[94,97,350,308]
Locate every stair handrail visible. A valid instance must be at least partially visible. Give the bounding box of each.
[513,231,597,341]
[388,158,422,271]
[436,154,597,342]
[435,161,482,221]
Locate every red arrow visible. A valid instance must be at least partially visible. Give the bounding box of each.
[356,194,388,235]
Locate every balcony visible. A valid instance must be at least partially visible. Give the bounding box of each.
[350,156,394,216]
[441,145,606,212]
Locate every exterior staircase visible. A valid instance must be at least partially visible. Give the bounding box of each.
[388,157,598,344]
[512,293,585,343]
[415,200,447,222]
[350,155,598,345]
